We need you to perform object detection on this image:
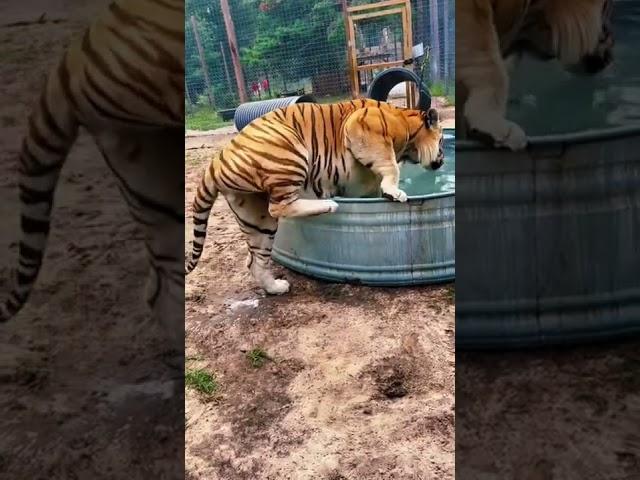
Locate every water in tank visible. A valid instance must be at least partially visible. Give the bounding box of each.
[506,0,640,135]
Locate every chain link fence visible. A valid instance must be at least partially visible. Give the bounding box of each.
[185,0,454,129]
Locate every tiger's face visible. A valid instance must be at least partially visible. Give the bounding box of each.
[576,0,614,74]
[401,108,445,170]
[515,0,614,75]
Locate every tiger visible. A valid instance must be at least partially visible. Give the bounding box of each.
[0,0,184,351]
[456,0,614,150]
[185,99,445,295]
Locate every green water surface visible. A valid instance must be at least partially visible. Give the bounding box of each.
[507,0,640,136]
[398,131,455,197]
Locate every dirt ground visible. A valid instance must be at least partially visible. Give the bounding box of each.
[184,134,455,479]
[0,2,182,478]
[457,340,640,479]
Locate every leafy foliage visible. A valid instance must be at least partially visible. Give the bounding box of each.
[186,0,347,108]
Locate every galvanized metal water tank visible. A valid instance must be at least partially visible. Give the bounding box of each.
[233,95,316,131]
[272,129,455,286]
[456,128,640,349]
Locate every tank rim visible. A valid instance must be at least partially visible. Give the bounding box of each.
[457,124,640,151]
[334,191,454,204]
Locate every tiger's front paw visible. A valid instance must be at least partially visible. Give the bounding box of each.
[324,200,339,213]
[470,118,528,151]
[382,187,408,203]
[265,278,290,295]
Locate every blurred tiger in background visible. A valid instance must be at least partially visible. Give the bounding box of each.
[186,99,445,295]
[0,0,184,350]
[457,0,614,150]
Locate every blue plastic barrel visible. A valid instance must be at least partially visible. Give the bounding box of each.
[233,95,316,131]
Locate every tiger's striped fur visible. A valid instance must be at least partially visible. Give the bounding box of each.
[1,0,184,348]
[186,99,444,295]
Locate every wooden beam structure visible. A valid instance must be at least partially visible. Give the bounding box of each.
[345,0,416,105]
[347,0,407,13]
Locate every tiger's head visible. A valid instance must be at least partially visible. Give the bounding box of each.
[513,0,614,75]
[401,108,445,170]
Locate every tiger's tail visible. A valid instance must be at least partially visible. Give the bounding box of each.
[185,159,219,274]
[1,57,80,322]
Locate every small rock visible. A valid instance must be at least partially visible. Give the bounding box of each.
[227,299,259,311]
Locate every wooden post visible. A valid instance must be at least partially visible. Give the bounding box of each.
[401,0,415,108]
[190,15,215,108]
[185,79,193,106]
[220,41,233,89]
[220,0,248,103]
[341,0,358,98]
[348,18,360,97]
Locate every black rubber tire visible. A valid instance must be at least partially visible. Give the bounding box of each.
[366,67,431,111]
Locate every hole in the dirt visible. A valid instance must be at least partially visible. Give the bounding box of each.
[374,361,409,399]
[380,376,408,399]
[326,472,348,480]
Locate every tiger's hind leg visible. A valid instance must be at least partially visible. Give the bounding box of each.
[268,198,338,218]
[94,128,184,359]
[225,192,290,295]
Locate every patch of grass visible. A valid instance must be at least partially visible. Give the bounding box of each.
[430,82,455,106]
[429,82,450,97]
[246,347,270,369]
[185,368,218,395]
[186,106,232,131]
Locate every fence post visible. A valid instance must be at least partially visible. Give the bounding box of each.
[429,0,440,82]
[442,0,449,87]
[219,0,248,103]
[185,79,193,106]
[340,0,358,99]
[220,41,233,89]
[190,15,215,108]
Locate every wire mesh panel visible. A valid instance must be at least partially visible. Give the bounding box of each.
[185,0,454,128]
[413,0,454,101]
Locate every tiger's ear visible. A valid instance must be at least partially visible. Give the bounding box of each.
[425,108,439,129]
